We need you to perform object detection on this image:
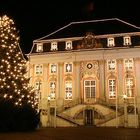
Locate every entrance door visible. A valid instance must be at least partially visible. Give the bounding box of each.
[85,109,93,126]
[84,80,96,100]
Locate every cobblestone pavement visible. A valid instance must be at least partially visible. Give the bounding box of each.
[0,127,140,140]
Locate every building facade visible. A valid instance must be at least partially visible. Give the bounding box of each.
[27,18,140,128]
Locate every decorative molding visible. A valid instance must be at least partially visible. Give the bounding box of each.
[80,61,99,79]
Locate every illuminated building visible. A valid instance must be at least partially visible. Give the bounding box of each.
[27,18,140,128]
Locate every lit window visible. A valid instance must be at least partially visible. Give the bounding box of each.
[123,36,131,46]
[107,59,116,71]
[35,65,43,75]
[51,42,58,51]
[84,80,96,98]
[108,79,116,99]
[34,82,42,105]
[50,64,57,74]
[50,81,56,100]
[36,43,43,52]
[65,41,72,50]
[65,63,73,73]
[107,37,115,47]
[124,58,133,71]
[65,81,72,100]
[35,81,42,90]
[125,78,134,97]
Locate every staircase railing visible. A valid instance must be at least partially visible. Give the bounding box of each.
[57,113,81,126]
[56,98,82,114]
[97,108,124,126]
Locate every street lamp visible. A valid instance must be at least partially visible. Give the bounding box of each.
[123,94,128,128]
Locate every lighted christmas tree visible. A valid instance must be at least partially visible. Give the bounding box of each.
[0,15,39,131]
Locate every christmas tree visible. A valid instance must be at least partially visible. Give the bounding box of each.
[0,15,39,131]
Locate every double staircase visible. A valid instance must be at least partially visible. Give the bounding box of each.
[54,98,124,127]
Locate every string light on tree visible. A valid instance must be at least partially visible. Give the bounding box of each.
[0,15,35,107]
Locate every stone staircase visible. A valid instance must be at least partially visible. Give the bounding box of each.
[55,98,124,127]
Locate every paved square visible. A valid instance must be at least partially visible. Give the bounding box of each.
[1,127,140,140]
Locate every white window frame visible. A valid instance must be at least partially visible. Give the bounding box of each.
[36,43,43,52]
[84,80,96,98]
[50,81,56,100]
[50,63,57,74]
[65,81,72,100]
[34,82,42,103]
[65,41,72,50]
[124,58,133,71]
[108,79,116,99]
[35,81,42,90]
[51,42,58,51]
[123,36,131,46]
[35,65,43,75]
[125,77,134,98]
[107,37,115,47]
[65,62,73,73]
[107,59,116,71]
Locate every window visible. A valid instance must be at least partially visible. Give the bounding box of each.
[65,41,72,50]
[108,79,116,99]
[123,36,131,46]
[35,65,43,75]
[65,81,72,100]
[107,37,115,47]
[34,82,42,105]
[107,59,116,71]
[50,64,57,74]
[65,63,73,73]
[124,59,133,71]
[35,81,42,90]
[84,80,96,98]
[50,81,56,100]
[51,42,58,51]
[36,43,43,52]
[125,78,134,97]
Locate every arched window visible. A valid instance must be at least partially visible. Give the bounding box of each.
[108,79,116,99]
[34,81,42,107]
[125,77,134,97]
[49,81,56,100]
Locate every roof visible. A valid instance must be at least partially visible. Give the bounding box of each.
[35,18,140,41]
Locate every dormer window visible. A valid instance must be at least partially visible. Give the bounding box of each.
[65,41,72,50]
[107,38,115,47]
[36,43,43,52]
[123,36,131,46]
[51,42,58,51]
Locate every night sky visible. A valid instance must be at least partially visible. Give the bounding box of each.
[0,0,140,54]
